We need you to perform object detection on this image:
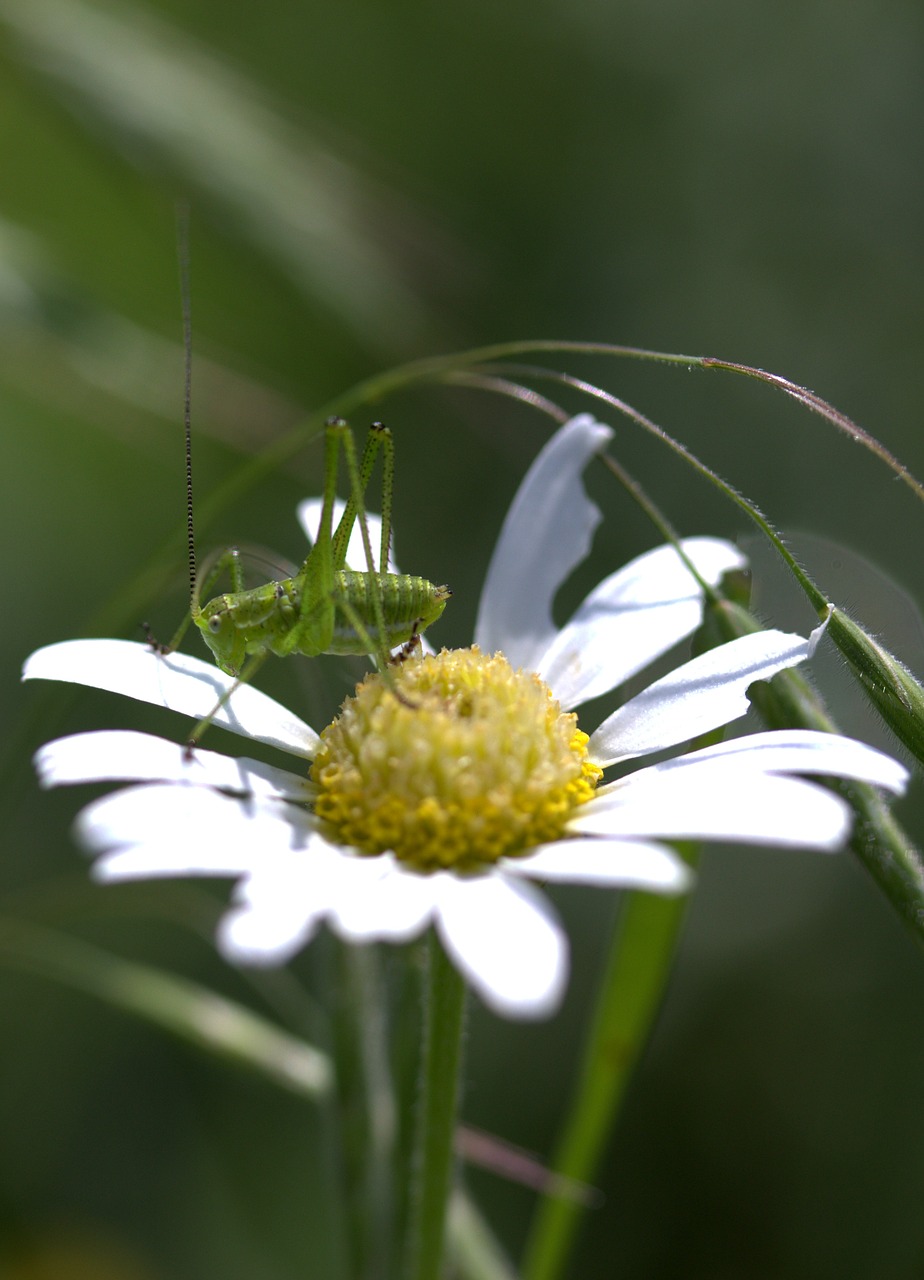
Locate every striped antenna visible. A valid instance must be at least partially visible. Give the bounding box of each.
[176,200,197,605]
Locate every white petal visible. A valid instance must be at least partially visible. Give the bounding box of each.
[571,770,852,850]
[639,729,908,794]
[539,538,747,708]
[75,782,314,878]
[474,415,613,669]
[328,856,436,941]
[218,897,322,965]
[34,730,310,800]
[506,837,692,891]
[23,639,319,757]
[297,497,395,572]
[217,847,346,964]
[589,629,817,766]
[434,872,567,1019]
[218,852,434,964]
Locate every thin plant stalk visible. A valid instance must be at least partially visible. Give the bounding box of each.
[403,930,468,1280]
[521,856,696,1280]
[330,941,397,1280]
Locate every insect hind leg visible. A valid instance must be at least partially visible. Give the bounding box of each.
[390,619,425,666]
[320,586,421,709]
[330,420,395,576]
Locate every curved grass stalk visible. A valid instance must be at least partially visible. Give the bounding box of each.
[60,337,924,654]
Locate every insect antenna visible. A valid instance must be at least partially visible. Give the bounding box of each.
[177,200,197,608]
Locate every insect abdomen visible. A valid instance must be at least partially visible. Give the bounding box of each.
[325,570,450,655]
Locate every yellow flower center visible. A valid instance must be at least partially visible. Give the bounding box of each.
[310,646,602,872]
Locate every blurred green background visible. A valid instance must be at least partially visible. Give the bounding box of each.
[3,0,924,1276]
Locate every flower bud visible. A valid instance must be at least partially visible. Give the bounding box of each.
[826,607,924,768]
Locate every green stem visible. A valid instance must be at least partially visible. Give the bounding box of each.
[330,942,396,1280]
[521,876,694,1280]
[403,931,468,1280]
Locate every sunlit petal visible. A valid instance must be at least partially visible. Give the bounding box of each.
[589,629,816,766]
[573,770,852,849]
[435,873,567,1018]
[35,729,309,800]
[218,898,323,964]
[328,856,436,941]
[218,862,332,964]
[23,639,319,757]
[76,783,314,878]
[507,837,692,890]
[630,728,908,794]
[540,537,747,708]
[475,414,613,669]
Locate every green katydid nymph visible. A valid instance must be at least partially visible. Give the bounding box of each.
[192,416,450,677]
[151,414,451,748]
[147,255,449,745]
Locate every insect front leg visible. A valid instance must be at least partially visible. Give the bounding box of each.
[183,649,270,758]
[145,547,246,656]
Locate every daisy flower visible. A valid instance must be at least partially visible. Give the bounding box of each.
[23,416,907,1018]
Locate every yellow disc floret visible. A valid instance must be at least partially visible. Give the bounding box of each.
[310,646,602,872]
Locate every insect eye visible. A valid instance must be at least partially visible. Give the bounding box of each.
[209,616,222,633]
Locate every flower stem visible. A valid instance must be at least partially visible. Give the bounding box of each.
[403,930,467,1280]
[521,875,694,1280]
[331,942,396,1280]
